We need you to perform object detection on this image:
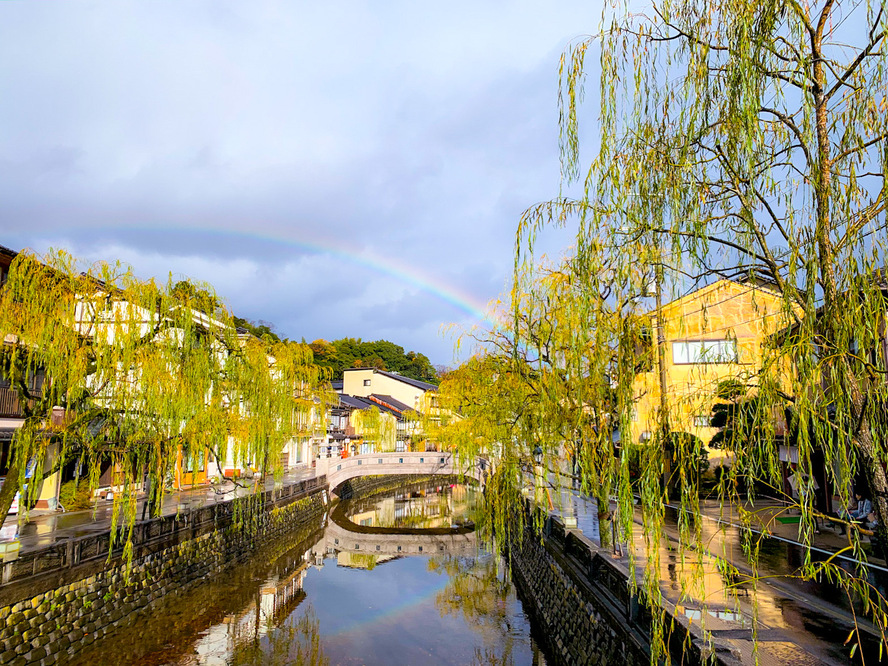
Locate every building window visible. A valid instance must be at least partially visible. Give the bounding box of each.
[693,415,711,427]
[672,340,738,365]
[378,458,383,464]
[363,379,371,386]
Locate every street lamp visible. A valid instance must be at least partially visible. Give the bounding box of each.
[533,445,543,465]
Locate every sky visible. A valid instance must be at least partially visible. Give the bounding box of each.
[0,0,603,365]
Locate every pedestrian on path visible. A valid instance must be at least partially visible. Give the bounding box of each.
[141,473,158,520]
[836,490,872,535]
[787,464,821,532]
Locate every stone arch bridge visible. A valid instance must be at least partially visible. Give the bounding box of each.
[318,452,488,497]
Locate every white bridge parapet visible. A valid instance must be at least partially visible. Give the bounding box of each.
[323,518,477,557]
[318,452,487,496]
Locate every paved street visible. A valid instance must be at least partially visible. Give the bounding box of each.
[2,464,319,553]
[553,488,886,665]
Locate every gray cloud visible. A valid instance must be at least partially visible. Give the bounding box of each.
[0,0,602,363]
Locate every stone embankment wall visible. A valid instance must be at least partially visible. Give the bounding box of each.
[336,473,458,499]
[511,515,740,666]
[0,481,327,666]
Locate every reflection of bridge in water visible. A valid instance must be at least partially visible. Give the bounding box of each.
[319,475,479,559]
[321,513,478,558]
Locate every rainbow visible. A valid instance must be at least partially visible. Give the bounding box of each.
[324,572,448,637]
[86,225,498,327]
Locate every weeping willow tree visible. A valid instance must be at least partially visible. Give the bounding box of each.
[0,249,325,554]
[436,255,637,548]
[350,405,398,452]
[224,335,327,484]
[439,0,888,661]
[552,0,888,538]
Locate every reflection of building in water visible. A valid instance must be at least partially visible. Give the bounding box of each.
[335,551,399,569]
[346,484,477,529]
[189,562,309,662]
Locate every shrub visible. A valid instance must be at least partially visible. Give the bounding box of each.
[58,481,93,511]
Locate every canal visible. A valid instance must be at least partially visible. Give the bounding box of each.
[71,480,547,665]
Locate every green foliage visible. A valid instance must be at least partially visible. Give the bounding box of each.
[233,316,281,342]
[58,481,93,511]
[439,0,888,660]
[309,337,438,384]
[0,249,326,562]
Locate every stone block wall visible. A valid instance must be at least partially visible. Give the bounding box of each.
[336,473,454,499]
[510,515,741,666]
[510,527,650,666]
[0,489,326,666]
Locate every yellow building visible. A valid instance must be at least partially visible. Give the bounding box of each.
[628,279,791,467]
[341,368,439,451]
[342,368,436,412]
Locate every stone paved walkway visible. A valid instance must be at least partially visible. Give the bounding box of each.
[549,487,887,664]
[1,465,318,553]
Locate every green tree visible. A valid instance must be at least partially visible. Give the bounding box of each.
[497,0,888,658]
[0,250,324,551]
[437,1,888,659]
[233,316,281,342]
[436,257,629,545]
[309,337,439,384]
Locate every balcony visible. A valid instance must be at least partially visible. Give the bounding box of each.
[0,387,27,418]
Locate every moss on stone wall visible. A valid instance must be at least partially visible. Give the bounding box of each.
[0,488,326,666]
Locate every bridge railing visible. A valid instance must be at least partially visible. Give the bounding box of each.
[322,451,487,486]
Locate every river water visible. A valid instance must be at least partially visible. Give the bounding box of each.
[72,481,547,666]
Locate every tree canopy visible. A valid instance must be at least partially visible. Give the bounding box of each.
[438,0,888,660]
[309,337,438,384]
[0,250,326,555]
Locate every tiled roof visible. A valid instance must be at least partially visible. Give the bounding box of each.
[369,394,411,413]
[375,370,437,391]
[338,394,374,410]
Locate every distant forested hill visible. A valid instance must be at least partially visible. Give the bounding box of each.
[309,338,438,384]
[232,317,438,385]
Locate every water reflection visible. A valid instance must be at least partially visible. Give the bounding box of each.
[71,482,543,666]
[229,609,328,666]
[337,481,478,531]
[432,554,533,665]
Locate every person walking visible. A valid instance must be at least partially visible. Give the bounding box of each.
[141,473,158,520]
